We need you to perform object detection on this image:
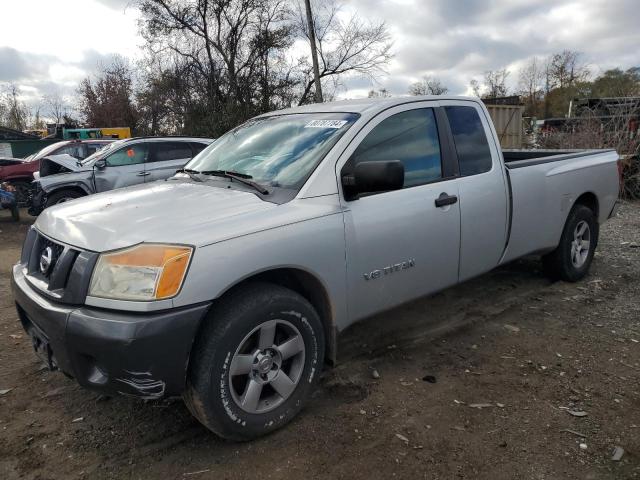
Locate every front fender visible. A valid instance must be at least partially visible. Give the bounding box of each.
[40,172,95,195]
[174,212,349,331]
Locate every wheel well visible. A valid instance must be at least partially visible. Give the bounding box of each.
[49,186,87,198]
[216,269,337,366]
[574,192,599,218]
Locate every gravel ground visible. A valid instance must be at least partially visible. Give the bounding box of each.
[0,202,639,480]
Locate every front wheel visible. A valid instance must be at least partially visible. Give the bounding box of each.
[184,282,325,440]
[44,189,84,208]
[542,204,598,282]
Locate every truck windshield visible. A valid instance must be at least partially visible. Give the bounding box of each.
[186,113,359,189]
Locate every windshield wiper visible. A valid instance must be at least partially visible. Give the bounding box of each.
[201,170,269,194]
[176,168,203,182]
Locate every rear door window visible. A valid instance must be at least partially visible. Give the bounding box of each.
[149,142,193,163]
[444,106,493,176]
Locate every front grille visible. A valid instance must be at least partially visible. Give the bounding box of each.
[19,228,97,303]
[39,237,65,280]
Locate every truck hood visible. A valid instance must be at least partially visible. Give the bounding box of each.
[34,180,327,252]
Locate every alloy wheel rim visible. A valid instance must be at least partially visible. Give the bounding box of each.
[571,220,591,268]
[229,319,305,414]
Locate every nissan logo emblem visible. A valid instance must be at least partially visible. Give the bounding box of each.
[39,246,53,275]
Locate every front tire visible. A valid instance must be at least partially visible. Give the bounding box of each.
[543,204,598,282]
[184,282,325,440]
[44,189,84,208]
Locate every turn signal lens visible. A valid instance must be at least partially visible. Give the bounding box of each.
[89,244,193,301]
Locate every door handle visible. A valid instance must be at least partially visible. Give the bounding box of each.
[435,192,458,208]
[137,171,151,176]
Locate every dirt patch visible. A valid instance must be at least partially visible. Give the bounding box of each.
[1,204,639,479]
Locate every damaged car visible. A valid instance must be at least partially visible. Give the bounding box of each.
[0,139,113,206]
[30,136,213,215]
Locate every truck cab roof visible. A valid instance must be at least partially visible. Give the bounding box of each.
[260,95,481,117]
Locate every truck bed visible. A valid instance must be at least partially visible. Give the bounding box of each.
[503,149,615,169]
[500,148,619,265]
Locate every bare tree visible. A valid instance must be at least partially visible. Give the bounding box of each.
[408,76,448,96]
[541,50,590,117]
[547,50,589,90]
[78,56,139,129]
[469,79,482,97]
[518,57,544,116]
[0,84,29,131]
[138,0,297,133]
[483,69,510,98]
[294,0,393,105]
[367,88,391,98]
[43,91,69,125]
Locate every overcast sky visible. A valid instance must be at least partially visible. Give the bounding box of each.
[1,0,639,108]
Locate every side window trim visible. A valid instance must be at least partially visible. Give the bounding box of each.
[146,142,160,163]
[434,106,460,179]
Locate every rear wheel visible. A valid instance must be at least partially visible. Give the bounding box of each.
[542,204,598,282]
[44,189,84,208]
[184,282,325,440]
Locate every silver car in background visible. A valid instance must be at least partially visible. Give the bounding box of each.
[30,136,213,214]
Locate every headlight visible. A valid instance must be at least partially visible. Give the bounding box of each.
[89,244,193,301]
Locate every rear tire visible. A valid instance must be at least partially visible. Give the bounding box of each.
[542,204,598,282]
[184,282,325,440]
[44,189,84,208]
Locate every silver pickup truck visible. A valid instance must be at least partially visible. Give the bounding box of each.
[12,96,620,440]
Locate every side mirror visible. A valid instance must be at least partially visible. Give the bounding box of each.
[95,159,107,169]
[342,160,404,199]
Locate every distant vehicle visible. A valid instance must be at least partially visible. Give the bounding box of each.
[31,137,213,213]
[62,128,103,140]
[12,96,620,440]
[0,140,114,206]
[99,127,132,139]
[62,127,132,140]
[23,129,48,139]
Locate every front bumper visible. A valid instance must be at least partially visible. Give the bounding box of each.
[12,264,211,399]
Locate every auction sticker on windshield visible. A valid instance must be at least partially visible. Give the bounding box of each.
[304,120,348,129]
